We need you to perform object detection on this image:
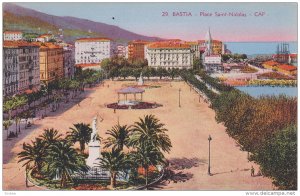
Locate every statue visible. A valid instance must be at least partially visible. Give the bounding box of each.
[86,116,101,168]
[138,72,144,86]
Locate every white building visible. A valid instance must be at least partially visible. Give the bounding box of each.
[3,41,40,96]
[36,34,54,43]
[204,55,222,72]
[75,38,113,65]
[3,31,23,41]
[146,42,193,69]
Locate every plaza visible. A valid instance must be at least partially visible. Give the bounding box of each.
[3,79,273,190]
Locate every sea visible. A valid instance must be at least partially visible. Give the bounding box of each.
[236,86,297,98]
[225,41,298,57]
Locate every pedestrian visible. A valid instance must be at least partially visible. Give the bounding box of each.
[251,166,255,177]
[114,108,116,113]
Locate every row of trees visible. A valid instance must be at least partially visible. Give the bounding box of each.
[180,70,297,190]
[18,115,172,189]
[3,68,103,139]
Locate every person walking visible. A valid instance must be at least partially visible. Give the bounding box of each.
[251,166,255,177]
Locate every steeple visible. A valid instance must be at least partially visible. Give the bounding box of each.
[205,27,213,56]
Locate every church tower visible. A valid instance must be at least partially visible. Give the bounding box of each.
[205,27,213,56]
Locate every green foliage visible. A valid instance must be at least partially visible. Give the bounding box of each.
[104,124,131,152]
[67,123,92,153]
[130,114,172,153]
[44,140,88,188]
[251,125,297,190]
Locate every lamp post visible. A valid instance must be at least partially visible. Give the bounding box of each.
[179,88,181,108]
[208,135,212,176]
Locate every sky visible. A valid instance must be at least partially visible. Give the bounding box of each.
[14,2,298,42]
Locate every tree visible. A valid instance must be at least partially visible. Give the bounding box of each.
[67,123,92,153]
[45,141,88,188]
[3,120,13,140]
[251,125,297,190]
[193,57,201,70]
[39,128,62,146]
[97,150,130,189]
[130,114,172,153]
[130,142,165,187]
[18,138,47,175]
[104,124,131,152]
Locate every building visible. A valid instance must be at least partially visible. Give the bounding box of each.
[204,55,222,72]
[116,45,127,58]
[63,45,75,79]
[262,60,279,69]
[4,31,23,41]
[146,41,193,69]
[36,34,54,43]
[185,41,200,59]
[277,64,297,76]
[3,41,40,96]
[127,40,148,62]
[34,42,64,83]
[75,37,113,65]
[199,28,224,56]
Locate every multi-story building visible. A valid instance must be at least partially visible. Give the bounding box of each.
[3,41,40,96]
[4,31,23,41]
[185,41,200,59]
[36,34,54,43]
[198,39,224,55]
[60,44,75,79]
[146,41,193,69]
[75,37,113,65]
[34,42,64,83]
[116,45,127,58]
[127,40,148,62]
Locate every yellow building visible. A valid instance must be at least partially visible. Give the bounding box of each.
[198,39,224,55]
[34,42,64,83]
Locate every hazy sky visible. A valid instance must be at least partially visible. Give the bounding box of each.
[14,2,297,42]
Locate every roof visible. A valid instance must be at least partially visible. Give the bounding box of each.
[117,87,145,94]
[4,31,22,34]
[289,53,297,58]
[128,40,148,45]
[3,41,39,48]
[263,60,278,66]
[76,37,111,42]
[75,63,100,68]
[185,41,198,45]
[32,42,62,49]
[277,64,297,71]
[147,42,190,49]
[38,34,53,38]
[198,39,222,43]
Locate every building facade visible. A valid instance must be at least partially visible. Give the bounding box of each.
[4,31,23,41]
[75,38,112,65]
[185,41,200,59]
[36,42,64,83]
[146,42,193,69]
[3,41,40,96]
[62,45,75,79]
[127,40,148,61]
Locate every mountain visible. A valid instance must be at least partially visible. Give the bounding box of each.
[3,3,161,44]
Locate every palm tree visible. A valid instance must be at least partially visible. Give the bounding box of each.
[39,128,62,146]
[45,140,88,188]
[97,150,130,189]
[17,138,47,175]
[4,97,17,120]
[130,142,165,187]
[130,114,172,153]
[104,124,131,152]
[67,123,92,153]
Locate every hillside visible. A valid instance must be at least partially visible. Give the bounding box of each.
[3,3,161,43]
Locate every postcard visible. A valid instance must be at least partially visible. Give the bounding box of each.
[2,2,297,192]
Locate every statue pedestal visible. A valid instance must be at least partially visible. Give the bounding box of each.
[86,143,101,168]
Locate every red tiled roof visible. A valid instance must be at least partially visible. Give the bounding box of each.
[128,40,148,45]
[277,64,297,71]
[75,63,100,68]
[4,31,22,34]
[148,42,190,49]
[76,37,111,42]
[38,34,52,38]
[263,61,278,66]
[3,41,39,48]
